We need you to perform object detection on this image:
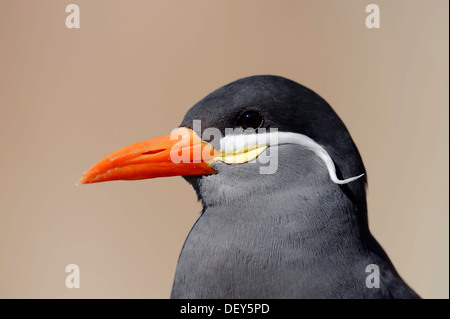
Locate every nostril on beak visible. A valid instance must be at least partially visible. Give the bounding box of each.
[142,149,166,155]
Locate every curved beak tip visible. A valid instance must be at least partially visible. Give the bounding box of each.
[77,173,93,185]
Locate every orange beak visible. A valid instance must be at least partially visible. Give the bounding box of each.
[79,127,221,184]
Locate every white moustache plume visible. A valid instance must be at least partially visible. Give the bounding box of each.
[219,131,364,184]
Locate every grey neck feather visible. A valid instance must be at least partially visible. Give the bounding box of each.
[173,146,392,298]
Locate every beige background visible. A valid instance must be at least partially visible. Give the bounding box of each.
[0,0,448,298]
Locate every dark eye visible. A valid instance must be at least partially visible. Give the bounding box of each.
[237,110,264,130]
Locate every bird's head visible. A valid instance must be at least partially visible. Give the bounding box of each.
[80,75,366,210]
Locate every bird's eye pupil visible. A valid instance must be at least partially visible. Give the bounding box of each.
[238,111,263,129]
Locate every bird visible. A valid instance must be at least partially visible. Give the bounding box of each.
[79,75,419,299]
